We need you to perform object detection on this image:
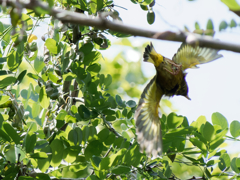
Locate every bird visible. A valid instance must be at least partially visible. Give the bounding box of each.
[134,42,222,157]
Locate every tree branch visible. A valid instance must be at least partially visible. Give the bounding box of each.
[2,0,240,53]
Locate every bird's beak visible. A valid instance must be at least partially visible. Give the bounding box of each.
[185,95,191,100]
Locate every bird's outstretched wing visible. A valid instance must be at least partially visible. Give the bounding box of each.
[135,76,163,157]
[172,43,223,70]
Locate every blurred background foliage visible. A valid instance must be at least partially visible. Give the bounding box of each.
[100,39,148,98]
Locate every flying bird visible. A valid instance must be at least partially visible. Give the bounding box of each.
[135,42,222,157]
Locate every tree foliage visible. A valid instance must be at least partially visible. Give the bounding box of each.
[0,0,239,179]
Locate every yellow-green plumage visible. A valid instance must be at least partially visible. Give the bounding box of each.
[135,43,223,157]
[135,76,163,157]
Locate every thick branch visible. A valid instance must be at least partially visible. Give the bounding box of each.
[2,0,240,53]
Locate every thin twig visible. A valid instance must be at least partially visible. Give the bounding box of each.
[102,114,121,137]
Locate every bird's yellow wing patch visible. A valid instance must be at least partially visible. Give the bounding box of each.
[135,76,163,157]
[172,43,223,70]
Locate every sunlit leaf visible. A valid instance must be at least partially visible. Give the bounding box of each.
[39,86,50,109]
[230,120,240,138]
[50,139,64,167]
[221,0,240,11]
[45,38,58,54]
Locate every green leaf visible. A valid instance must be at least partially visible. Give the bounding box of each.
[111,165,131,175]
[74,0,88,10]
[102,109,115,115]
[91,156,101,169]
[147,11,155,25]
[206,19,214,30]
[0,114,3,129]
[30,152,48,159]
[126,100,136,108]
[141,0,153,5]
[25,133,36,153]
[32,102,41,118]
[98,128,109,142]
[231,157,240,173]
[88,126,97,142]
[0,96,10,105]
[68,127,83,146]
[35,173,51,180]
[195,22,200,30]
[18,176,34,180]
[122,109,127,117]
[212,112,228,130]
[48,72,59,84]
[98,156,110,170]
[88,82,98,94]
[0,76,16,89]
[202,122,214,142]
[84,140,103,160]
[47,0,54,7]
[65,115,77,123]
[87,63,101,73]
[56,109,67,128]
[230,19,237,28]
[90,0,103,14]
[108,96,117,109]
[63,72,77,81]
[193,115,207,133]
[80,43,94,54]
[189,137,207,152]
[115,95,123,106]
[82,125,90,145]
[167,113,184,129]
[78,105,90,120]
[140,5,148,11]
[230,120,240,138]
[3,123,21,144]
[221,0,240,11]
[39,86,50,109]
[63,146,81,163]
[104,74,112,87]
[104,132,115,145]
[210,138,224,150]
[83,51,101,66]
[27,73,40,80]
[87,175,100,180]
[7,51,22,71]
[0,70,12,76]
[15,70,27,85]
[0,57,7,64]
[218,153,231,171]
[45,38,58,54]
[219,21,228,31]
[207,160,220,167]
[123,144,141,167]
[127,111,133,119]
[0,129,11,142]
[50,139,64,167]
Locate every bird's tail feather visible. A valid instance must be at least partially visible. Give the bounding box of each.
[143,42,163,67]
[135,76,163,157]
